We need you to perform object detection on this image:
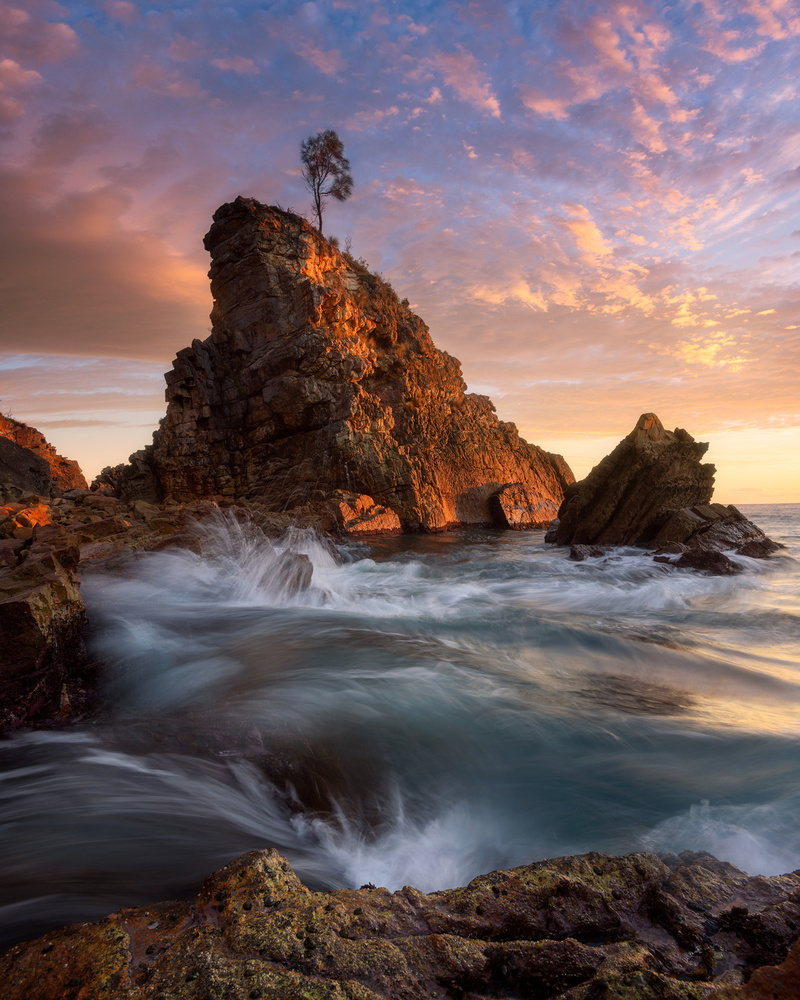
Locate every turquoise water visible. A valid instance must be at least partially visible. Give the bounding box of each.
[1,504,799,947]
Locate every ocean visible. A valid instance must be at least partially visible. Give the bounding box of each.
[1,503,799,948]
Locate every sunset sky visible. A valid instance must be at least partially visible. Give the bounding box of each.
[1,0,799,501]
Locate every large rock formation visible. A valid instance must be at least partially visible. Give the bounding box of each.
[2,846,799,998]
[553,414,778,568]
[0,416,86,494]
[100,198,572,531]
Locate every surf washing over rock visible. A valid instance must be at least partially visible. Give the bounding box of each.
[99,197,573,531]
[0,204,795,999]
[1,505,800,998]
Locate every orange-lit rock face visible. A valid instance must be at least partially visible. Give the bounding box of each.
[107,198,573,530]
[15,504,51,529]
[0,416,87,493]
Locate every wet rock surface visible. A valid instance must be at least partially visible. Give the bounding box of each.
[0,492,329,732]
[98,198,572,531]
[2,848,797,999]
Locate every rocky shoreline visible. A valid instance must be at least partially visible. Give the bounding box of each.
[1,846,799,998]
[0,200,790,997]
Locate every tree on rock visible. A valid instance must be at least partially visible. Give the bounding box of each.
[300,129,353,233]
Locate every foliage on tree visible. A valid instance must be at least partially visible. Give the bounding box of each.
[300,129,353,233]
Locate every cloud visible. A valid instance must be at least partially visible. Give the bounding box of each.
[0,168,208,360]
[428,49,502,118]
[33,108,114,166]
[103,1,139,27]
[630,100,666,153]
[518,87,571,120]
[744,0,800,40]
[0,57,41,123]
[673,332,749,370]
[296,42,345,77]
[561,203,613,264]
[346,105,400,130]
[0,3,80,63]
[132,59,209,100]
[212,56,259,75]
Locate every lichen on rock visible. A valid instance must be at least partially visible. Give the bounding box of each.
[2,847,798,999]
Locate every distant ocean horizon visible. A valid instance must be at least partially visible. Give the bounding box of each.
[1,501,799,949]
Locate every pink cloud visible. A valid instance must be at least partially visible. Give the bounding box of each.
[296,42,345,77]
[0,57,41,123]
[518,86,571,120]
[561,203,613,264]
[168,34,205,62]
[744,0,800,39]
[103,1,139,27]
[587,17,634,74]
[211,56,259,75]
[131,59,209,100]
[429,49,501,118]
[33,107,114,166]
[0,3,79,63]
[630,99,666,153]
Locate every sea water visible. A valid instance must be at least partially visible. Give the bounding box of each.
[1,504,799,947]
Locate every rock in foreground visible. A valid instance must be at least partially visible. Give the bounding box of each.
[2,848,798,998]
[100,197,572,530]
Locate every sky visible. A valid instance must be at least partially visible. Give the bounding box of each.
[1,0,799,501]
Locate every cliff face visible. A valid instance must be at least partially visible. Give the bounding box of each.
[0,416,86,493]
[109,198,572,530]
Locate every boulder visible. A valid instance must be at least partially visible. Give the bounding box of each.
[2,848,799,998]
[98,198,573,531]
[489,482,560,529]
[555,413,715,546]
[326,491,403,535]
[676,549,744,575]
[271,550,313,596]
[569,543,607,561]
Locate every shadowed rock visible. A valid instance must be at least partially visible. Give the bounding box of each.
[271,550,313,596]
[555,413,715,546]
[0,437,53,501]
[0,533,93,732]
[553,414,779,567]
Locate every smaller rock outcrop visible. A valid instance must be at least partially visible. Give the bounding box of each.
[0,416,86,494]
[555,413,715,546]
[553,414,779,571]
